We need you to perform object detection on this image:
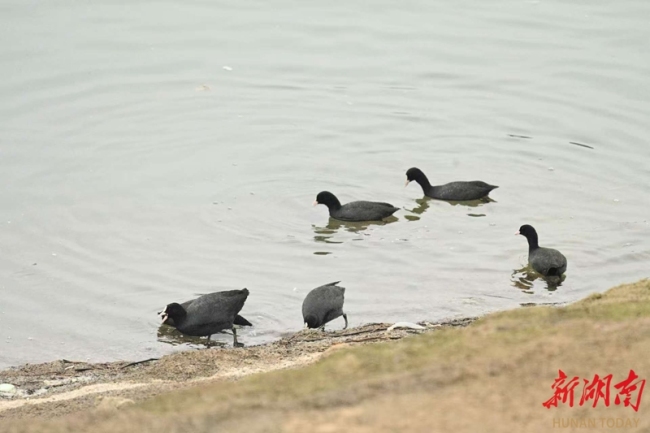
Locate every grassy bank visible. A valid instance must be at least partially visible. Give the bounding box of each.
[3,279,650,432]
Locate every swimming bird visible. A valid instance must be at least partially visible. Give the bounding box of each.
[302,281,347,330]
[313,191,399,222]
[405,167,498,201]
[516,224,567,278]
[160,289,250,347]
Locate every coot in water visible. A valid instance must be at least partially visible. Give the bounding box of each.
[314,191,399,222]
[302,281,347,330]
[163,298,251,328]
[516,224,567,278]
[405,167,498,201]
[160,289,250,347]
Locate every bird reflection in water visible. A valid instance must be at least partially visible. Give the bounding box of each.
[312,216,398,244]
[404,197,494,220]
[444,196,496,207]
[404,199,430,220]
[511,265,566,293]
[157,324,228,348]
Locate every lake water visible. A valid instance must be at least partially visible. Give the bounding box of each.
[1,0,649,369]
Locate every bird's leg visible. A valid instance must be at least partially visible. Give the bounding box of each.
[232,327,244,348]
[319,326,325,332]
[206,334,212,348]
[343,313,348,330]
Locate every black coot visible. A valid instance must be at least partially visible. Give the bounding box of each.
[405,167,498,201]
[517,225,567,278]
[314,191,399,222]
[163,299,251,328]
[302,281,347,330]
[160,289,250,347]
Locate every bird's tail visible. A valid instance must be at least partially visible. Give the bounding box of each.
[234,315,253,326]
[547,267,560,276]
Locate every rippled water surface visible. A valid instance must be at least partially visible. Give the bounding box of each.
[1,0,649,368]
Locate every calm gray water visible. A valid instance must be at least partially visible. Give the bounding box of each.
[1,0,649,368]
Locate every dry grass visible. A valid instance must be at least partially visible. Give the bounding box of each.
[3,279,650,433]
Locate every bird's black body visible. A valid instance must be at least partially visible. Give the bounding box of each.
[302,281,348,330]
[161,289,250,346]
[517,225,567,277]
[405,167,498,201]
[314,191,399,222]
[163,298,252,328]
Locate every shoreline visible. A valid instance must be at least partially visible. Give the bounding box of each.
[0,318,474,418]
[2,278,649,432]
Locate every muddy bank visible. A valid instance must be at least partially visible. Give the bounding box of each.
[0,318,474,419]
[2,278,650,433]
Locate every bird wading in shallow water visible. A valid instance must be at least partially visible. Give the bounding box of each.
[162,299,251,328]
[516,224,567,280]
[160,289,250,347]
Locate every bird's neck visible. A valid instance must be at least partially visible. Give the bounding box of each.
[325,197,342,211]
[414,173,432,191]
[526,234,539,252]
[171,310,187,325]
